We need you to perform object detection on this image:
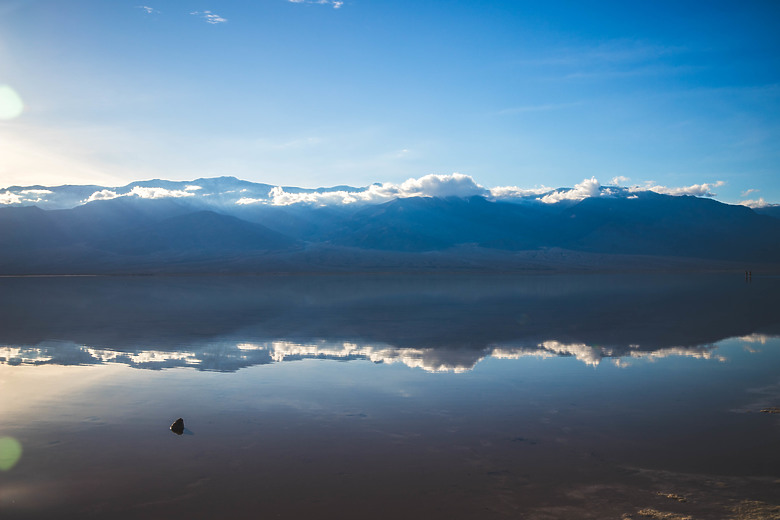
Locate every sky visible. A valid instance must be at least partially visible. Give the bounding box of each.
[0,0,779,206]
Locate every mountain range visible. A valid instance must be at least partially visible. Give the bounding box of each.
[1,176,779,274]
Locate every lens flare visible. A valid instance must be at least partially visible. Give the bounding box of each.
[0,85,24,119]
[0,437,23,471]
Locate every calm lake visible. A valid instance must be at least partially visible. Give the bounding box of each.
[1,273,779,519]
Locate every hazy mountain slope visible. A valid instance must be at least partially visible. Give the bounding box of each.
[94,210,298,255]
[557,193,780,261]
[0,206,74,249]
[754,206,780,220]
[321,196,560,251]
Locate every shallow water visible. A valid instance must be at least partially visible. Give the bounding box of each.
[1,273,779,519]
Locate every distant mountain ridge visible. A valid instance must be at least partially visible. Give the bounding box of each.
[1,176,779,274]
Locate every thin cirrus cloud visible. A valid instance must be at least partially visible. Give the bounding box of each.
[190,10,228,24]
[288,0,344,9]
[137,6,158,14]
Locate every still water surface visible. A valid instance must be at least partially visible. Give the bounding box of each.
[1,274,778,519]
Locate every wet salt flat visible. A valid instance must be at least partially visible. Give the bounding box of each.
[1,273,779,519]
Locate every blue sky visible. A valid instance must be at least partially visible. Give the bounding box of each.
[1,0,778,205]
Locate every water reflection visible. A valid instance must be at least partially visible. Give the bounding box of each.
[0,338,740,372]
[1,273,778,372]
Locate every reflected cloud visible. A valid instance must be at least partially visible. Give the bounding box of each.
[0,336,760,373]
[738,333,772,345]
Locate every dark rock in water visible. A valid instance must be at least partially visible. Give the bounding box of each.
[170,417,184,435]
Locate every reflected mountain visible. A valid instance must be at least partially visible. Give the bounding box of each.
[1,273,778,372]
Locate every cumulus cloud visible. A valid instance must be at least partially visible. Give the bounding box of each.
[400,172,487,198]
[538,177,601,204]
[267,173,488,206]
[190,10,227,24]
[184,185,202,191]
[610,176,630,185]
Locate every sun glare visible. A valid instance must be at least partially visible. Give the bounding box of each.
[0,85,24,120]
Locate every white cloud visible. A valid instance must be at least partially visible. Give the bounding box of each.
[0,192,21,205]
[538,177,601,204]
[137,6,157,14]
[130,186,195,199]
[190,10,227,24]
[610,176,630,186]
[741,188,759,198]
[83,187,197,203]
[267,173,488,206]
[631,180,725,198]
[489,185,552,199]
[85,189,121,203]
[249,174,740,207]
[739,198,772,209]
[20,189,52,195]
[399,172,487,198]
[184,185,202,191]
[236,197,264,205]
